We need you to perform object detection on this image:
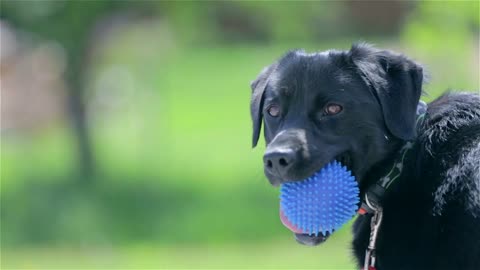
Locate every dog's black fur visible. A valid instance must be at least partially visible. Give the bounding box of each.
[250,43,480,269]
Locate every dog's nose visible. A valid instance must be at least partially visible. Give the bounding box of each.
[263,148,296,177]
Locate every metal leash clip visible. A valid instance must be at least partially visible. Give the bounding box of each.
[363,194,384,270]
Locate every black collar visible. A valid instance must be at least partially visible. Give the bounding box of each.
[358,141,414,215]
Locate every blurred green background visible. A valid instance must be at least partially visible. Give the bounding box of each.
[1,1,478,269]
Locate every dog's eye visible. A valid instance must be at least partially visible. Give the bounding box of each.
[325,103,343,115]
[267,105,281,117]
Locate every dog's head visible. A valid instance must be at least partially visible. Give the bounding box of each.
[250,43,423,245]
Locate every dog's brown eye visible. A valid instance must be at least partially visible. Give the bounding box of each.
[267,105,281,117]
[325,104,343,115]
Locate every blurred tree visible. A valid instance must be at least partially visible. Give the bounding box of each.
[1,1,108,180]
[160,1,415,44]
[0,1,156,182]
[345,0,415,35]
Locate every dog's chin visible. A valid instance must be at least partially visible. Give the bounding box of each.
[294,232,330,246]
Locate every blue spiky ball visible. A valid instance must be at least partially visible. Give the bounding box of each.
[279,160,360,236]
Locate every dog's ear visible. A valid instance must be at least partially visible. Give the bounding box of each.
[348,43,423,140]
[250,63,277,147]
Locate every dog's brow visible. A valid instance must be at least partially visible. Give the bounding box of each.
[280,86,294,97]
[335,72,354,84]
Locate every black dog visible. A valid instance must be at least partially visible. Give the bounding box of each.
[250,43,480,269]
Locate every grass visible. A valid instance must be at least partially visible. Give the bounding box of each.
[2,238,356,269]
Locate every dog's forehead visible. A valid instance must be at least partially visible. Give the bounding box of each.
[271,50,350,97]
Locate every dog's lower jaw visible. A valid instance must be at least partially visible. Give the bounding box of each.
[294,232,330,246]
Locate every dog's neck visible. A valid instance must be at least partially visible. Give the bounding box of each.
[360,100,428,200]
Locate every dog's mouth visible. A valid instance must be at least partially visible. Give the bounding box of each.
[291,151,354,183]
[294,232,331,246]
[335,152,353,171]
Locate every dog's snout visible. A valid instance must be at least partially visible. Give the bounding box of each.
[264,148,296,176]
